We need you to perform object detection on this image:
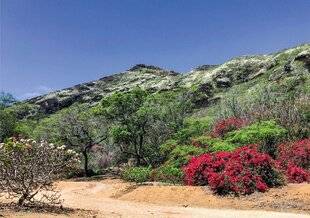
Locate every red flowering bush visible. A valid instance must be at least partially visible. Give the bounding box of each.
[277,138,310,169]
[211,117,247,138]
[276,138,310,183]
[184,144,284,195]
[285,163,309,183]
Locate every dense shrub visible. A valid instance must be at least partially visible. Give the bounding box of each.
[277,138,310,169]
[211,117,247,138]
[174,117,211,144]
[225,121,287,156]
[285,163,309,183]
[276,138,310,183]
[6,103,40,119]
[216,87,309,140]
[167,145,206,167]
[210,141,235,152]
[190,120,287,157]
[183,152,227,186]
[0,109,16,142]
[122,166,151,183]
[191,135,219,148]
[14,120,37,138]
[191,136,235,152]
[184,144,284,195]
[151,164,184,184]
[159,139,178,158]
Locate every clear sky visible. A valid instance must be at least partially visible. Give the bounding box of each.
[1,0,310,99]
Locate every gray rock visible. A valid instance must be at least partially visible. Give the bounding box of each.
[215,77,231,88]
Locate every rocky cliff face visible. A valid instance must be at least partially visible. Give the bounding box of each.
[25,44,310,115]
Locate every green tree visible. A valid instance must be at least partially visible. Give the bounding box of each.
[34,104,108,176]
[96,88,192,166]
[0,109,16,142]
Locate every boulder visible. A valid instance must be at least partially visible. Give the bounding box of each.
[215,77,232,88]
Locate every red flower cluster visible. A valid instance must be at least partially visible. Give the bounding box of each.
[277,138,310,169]
[211,117,247,138]
[285,163,309,183]
[277,138,310,183]
[184,145,282,195]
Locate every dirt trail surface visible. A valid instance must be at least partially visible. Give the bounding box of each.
[1,179,310,218]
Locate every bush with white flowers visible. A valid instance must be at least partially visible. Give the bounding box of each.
[0,138,80,206]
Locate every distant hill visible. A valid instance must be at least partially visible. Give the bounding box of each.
[18,43,309,116]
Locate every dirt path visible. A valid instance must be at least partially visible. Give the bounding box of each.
[1,179,310,218]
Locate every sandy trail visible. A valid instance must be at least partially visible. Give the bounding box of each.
[2,179,310,218]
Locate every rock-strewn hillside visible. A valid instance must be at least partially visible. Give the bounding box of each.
[25,44,310,115]
[26,64,182,114]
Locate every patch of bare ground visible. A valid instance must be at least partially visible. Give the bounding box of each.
[1,179,309,217]
[117,181,310,214]
[0,203,97,218]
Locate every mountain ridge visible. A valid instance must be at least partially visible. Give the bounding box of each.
[23,43,309,115]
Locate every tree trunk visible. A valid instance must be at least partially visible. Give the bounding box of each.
[136,154,141,166]
[137,133,144,166]
[18,193,28,206]
[82,148,89,177]
[133,141,140,166]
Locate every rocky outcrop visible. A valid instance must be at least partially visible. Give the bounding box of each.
[194,65,218,71]
[295,50,310,70]
[128,64,163,72]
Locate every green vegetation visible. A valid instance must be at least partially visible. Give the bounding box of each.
[94,88,192,166]
[159,139,178,158]
[173,117,211,144]
[191,135,235,152]
[39,104,107,176]
[167,145,206,167]
[209,140,235,152]
[0,109,16,142]
[122,166,151,183]
[225,120,287,146]
[1,45,309,188]
[151,164,183,184]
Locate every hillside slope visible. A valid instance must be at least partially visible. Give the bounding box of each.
[21,44,309,116]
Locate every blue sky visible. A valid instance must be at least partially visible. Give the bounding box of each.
[1,0,310,100]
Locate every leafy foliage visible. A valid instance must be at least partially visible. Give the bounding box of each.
[151,164,184,184]
[285,163,309,183]
[225,120,287,146]
[6,103,40,119]
[184,144,284,195]
[215,84,309,140]
[33,104,108,176]
[0,109,16,142]
[95,88,192,166]
[211,117,247,138]
[191,136,235,152]
[277,138,310,169]
[167,145,206,168]
[173,117,211,144]
[122,166,151,183]
[159,139,178,158]
[209,140,235,152]
[276,138,310,183]
[14,120,38,139]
